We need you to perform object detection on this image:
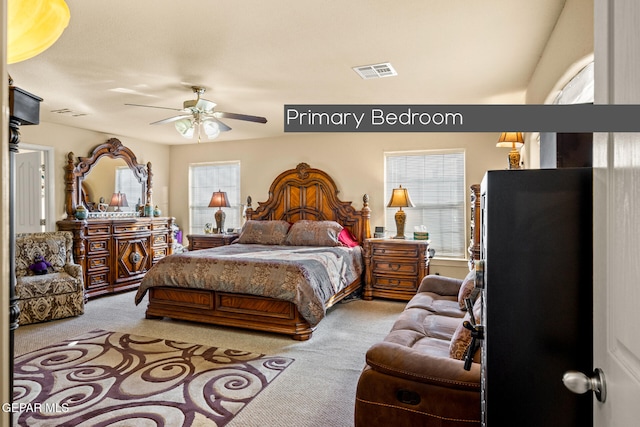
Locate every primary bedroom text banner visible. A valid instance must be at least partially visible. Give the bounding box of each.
[284,104,640,133]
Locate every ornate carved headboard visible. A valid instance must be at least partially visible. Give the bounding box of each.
[245,163,371,243]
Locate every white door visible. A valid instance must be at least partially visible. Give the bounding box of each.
[592,0,640,425]
[15,150,43,234]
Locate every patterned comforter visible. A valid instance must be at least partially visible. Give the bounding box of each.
[134,243,364,327]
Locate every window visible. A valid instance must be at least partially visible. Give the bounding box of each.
[189,161,241,234]
[385,151,465,258]
[115,166,140,212]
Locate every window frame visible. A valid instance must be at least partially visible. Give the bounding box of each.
[188,160,241,235]
[384,149,467,259]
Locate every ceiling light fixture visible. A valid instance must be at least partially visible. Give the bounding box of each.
[174,115,221,142]
[7,0,71,64]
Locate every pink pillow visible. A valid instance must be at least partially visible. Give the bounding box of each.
[338,228,359,247]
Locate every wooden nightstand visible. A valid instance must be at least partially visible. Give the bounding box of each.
[187,233,239,251]
[363,238,429,301]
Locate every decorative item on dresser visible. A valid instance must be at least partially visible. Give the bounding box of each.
[57,138,174,299]
[187,233,239,250]
[363,238,429,301]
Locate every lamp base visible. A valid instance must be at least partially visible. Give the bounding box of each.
[508,149,521,169]
[214,209,226,234]
[393,208,407,239]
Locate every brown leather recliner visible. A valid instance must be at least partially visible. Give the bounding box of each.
[355,273,481,427]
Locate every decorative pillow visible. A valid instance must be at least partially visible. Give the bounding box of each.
[458,269,477,310]
[284,220,343,247]
[338,228,359,248]
[449,297,483,361]
[236,220,291,245]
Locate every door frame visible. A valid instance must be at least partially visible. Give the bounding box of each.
[18,143,55,231]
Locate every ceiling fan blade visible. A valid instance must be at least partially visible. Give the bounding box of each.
[150,114,193,125]
[215,111,268,123]
[125,103,183,112]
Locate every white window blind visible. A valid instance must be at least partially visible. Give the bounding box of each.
[385,151,465,258]
[114,166,140,212]
[189,162,241,234]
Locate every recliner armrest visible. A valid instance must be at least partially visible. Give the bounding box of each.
[417,274,463,296]
[365,341,480,390]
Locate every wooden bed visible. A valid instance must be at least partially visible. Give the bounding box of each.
[141,163,371,340]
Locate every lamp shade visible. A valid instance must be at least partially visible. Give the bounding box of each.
[175,118,195,138]
[387,185,414,208]
[8,0,71,64]
[208,190,230,208]
[496,132,524,148]
[202,120,221,139]
[109,192,128,211]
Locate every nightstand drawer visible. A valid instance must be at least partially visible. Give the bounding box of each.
[372,244,419,258]
[372,276,418,291]
[372,260,418,276]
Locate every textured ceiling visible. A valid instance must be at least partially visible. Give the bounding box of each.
[8,0,567,145]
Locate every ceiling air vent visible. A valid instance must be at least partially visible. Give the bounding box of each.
[353,62,397,79]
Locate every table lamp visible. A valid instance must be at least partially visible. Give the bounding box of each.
[387,185,414,239]
[209,190,230,233]
[496,132,525,169]
[109,192,128,212]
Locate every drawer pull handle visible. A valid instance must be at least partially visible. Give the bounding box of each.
[391,264,400,271]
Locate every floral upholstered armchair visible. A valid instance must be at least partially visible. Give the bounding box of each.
[15,231,85,325]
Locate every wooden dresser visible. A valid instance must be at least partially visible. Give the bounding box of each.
[363,238,429,301]
[187,233,238,250]
[57,217,174,298]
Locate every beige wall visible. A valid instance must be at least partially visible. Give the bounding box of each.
[18,122,172,220]
[169,132,507,278]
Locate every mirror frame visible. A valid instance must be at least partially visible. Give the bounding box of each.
[64,138,153,217]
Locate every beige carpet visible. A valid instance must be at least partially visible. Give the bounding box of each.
[14,291,405,427]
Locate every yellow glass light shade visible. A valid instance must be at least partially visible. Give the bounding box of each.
[7,0,70,64]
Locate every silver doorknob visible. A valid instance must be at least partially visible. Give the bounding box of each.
[562,368,606,403]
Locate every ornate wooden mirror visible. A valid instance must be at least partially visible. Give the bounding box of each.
[64,138,152,217]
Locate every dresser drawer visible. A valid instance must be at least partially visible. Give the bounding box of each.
[87,238,109,254]
[152,233,168,246]
[153,246,168,261]
[87,223,111,235]
[113,223,151,234]
[87,254,109,271]
[372,260,418,276]
[371,244,419,258]
[372,276,419,291]
[87,271,110,289]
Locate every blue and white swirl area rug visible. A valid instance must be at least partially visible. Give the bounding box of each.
[13,329,293,426]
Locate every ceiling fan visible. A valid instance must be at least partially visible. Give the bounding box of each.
[125,86,267,141]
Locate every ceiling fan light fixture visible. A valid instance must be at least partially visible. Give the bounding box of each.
[175,118,194,138]
[203,120,221,139]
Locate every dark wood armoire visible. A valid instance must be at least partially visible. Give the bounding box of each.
[479,168,593,427]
